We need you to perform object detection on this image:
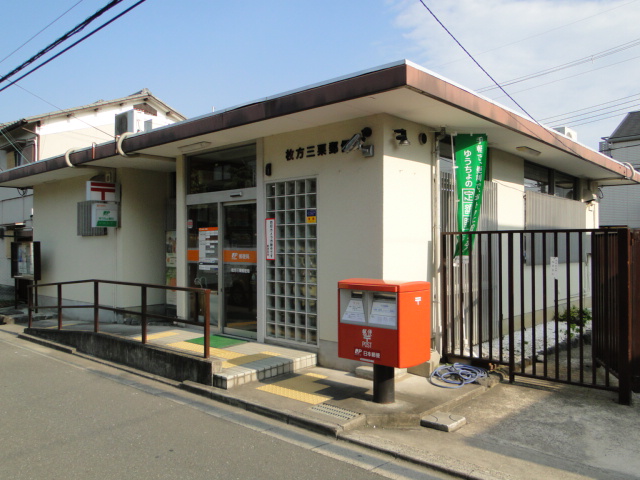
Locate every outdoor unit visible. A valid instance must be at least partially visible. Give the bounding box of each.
[115,109,156,136]
[554,126,578,141]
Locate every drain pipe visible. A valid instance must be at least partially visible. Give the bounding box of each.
[432,127,447,352]
[116,132,175,162]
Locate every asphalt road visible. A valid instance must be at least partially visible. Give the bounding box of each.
[0,326,453,480]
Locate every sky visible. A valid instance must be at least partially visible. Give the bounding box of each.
[1,0,640,151]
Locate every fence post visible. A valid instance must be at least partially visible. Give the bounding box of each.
[617,229,632,405]
[57,284,62,330]
[94,281,100,333]
[508,232,515,383]
[141,286,147,345]
[28,285,33,328]
[203,290,210,359]
[441,234,449,358]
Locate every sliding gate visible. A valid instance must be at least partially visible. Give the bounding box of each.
[441,228,635,404]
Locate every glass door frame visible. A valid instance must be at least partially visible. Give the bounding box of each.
[219,201,258,339]
[186,189,258,339]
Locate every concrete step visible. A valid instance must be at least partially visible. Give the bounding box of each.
[212,346,317,389]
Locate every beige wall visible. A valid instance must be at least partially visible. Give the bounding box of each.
[491,150,526,230]
[263,116,386,345]
[262,115,435,360]
[33,168,169,309]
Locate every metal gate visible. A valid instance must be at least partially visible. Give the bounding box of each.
[441,228,635,404]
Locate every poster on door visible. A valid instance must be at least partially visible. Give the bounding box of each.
[198,227,218,265]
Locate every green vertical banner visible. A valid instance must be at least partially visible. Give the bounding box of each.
[454,134,488,257]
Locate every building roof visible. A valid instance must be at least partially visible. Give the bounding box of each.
[0,88,186,135]
[0,60,638,188]
[607,111,640,142]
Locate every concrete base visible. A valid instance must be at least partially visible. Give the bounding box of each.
[355,365,407,380]
[420,411,467,432]
[23,328,220,385]
[407,350,441,378]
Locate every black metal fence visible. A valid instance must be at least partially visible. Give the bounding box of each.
[441,228,636,404]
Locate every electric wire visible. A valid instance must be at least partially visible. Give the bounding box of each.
[541,93,640,122]
[434,0,640,70]
[0,0,149,95]
[417,0,579,156]
[12,83,115,139]
[0,0,87,66]
[0,0,126,87]
[477,36,640,93]
[492,53,640,100]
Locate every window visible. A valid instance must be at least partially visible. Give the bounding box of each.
[265,178,318,345]
[524,161,576,199]
[187,144,256,194]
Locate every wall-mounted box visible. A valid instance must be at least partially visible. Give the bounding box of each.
[338,278,430,368]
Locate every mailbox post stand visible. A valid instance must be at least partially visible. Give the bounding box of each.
[373,364,395,403]
[338,278,431,405]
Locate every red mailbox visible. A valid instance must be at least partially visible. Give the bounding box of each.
[338,279,431,368]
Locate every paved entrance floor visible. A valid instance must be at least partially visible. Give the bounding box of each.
[3,312,639,480]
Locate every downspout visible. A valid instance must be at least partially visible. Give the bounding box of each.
[432,127,447,353]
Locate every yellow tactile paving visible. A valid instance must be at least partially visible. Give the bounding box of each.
[132,331,179,341]
[257,374,330,405]
[46,322,82,329]
[165,342,282,369]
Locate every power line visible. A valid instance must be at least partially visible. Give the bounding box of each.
[491,53,640,100]
[417,0,578,156]
[434,0,640,70]
[13,83,115,139]
[0,0,149,95]
[0,0,125,87]
[477,36,640,93]
[549,101,640,128]
[418,1,538,123]
[0,0,87,66]
[540,92,640,122]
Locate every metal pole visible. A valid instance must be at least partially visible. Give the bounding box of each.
[141,286,147,345]
[204,290,211,359]
[617,229,632,405]
[373,364,395,403]
[57,284,62,330]
[28,285,33,328]
[94,281,99,333]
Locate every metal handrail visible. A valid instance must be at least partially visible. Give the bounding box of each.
[27,279,212,359]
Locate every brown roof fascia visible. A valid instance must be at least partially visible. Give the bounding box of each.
[405,64,640,183]
[120,64,409,153]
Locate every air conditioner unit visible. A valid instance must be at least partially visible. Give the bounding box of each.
[115,109,155,136]
[553,126,578,141]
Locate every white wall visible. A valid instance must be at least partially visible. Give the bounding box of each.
[33,168,169,311]
[491,150,525,230]
[263,116,387,346]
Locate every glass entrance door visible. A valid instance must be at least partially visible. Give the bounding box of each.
[221,203,257,338]
[187,202,257,339]
[187,204,220,326]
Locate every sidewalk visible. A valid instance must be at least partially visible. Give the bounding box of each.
[2,315,638,480]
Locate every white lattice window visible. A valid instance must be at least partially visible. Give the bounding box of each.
[265,179,317,345]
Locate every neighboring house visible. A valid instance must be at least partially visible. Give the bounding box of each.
[0,60,636,371]
[599,111,640,226]
[0,89,185,296]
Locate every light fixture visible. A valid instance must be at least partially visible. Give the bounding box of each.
[342,127,374,157]
[178,141,212,153]
[394,129,410,146]
[516,146,541,156]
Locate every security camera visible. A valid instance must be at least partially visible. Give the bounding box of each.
[342,133,362,153]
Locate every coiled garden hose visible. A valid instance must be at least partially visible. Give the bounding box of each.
[430,363,488,388]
